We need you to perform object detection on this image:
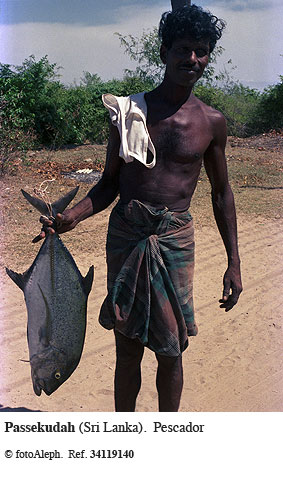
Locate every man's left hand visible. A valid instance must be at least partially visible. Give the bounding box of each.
[219,264,242,312]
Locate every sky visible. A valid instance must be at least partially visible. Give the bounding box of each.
[0,0,282,90]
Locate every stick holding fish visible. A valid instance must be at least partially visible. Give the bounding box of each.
[6,186,94,396]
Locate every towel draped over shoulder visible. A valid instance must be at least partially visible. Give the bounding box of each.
[102,92,156,168]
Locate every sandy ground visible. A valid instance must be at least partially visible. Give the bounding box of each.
[0,210,282,413]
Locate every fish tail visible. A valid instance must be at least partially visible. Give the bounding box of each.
[21,186,79,218]
[21,189,51,216]
[50,186,79,217]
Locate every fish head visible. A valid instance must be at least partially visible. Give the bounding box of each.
[30,347,71,396]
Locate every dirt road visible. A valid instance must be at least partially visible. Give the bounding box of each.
[1,211,282,412]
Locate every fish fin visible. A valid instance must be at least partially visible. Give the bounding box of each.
[38,326,50,347]
[6,262,35,291]
[5,268,26,291]
[82,265,94,296]
[21,186,79,218]
[21,189,50,216]
[51,186,79,216]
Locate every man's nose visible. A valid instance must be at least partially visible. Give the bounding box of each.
[187,51,197,63]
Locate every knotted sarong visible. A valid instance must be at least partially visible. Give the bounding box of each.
[99,200,197,356]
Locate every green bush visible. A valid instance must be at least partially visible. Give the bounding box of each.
[249,79,283,133]
[0,56,154,149]
[0,97,36,174]
[194,83,260,137]
[0,52,282,161]
[0,56,59,134]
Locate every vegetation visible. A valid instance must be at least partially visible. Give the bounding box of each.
[250,77,283,133]
[0,29,282,174]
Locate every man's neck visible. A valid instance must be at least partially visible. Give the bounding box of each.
[154,78,194,106]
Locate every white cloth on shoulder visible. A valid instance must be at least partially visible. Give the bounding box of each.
[102,92,156,168]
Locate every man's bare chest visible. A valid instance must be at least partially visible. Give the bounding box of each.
[147,110,213,164]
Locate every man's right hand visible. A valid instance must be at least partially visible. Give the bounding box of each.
[32,209,78,243]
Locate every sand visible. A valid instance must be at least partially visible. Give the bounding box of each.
[0,213,282,412]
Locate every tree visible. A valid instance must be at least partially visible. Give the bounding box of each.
[80,72,103,88]
[116,28,263,137]
[116,28,231,87]
[115,28,164,84]
[251,78,283,133]
[0,55,60,136]
[0,97,35,175]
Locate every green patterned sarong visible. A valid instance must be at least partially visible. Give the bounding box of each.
[99,199,197,356]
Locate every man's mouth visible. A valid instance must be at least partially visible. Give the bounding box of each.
[179,66,199,72]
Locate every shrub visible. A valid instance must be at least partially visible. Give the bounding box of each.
[0,98,36,175]
[194,82,260,137]
[249,79,283,133]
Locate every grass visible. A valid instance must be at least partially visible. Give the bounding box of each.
[1,136,282,269]
[190,143,283,226]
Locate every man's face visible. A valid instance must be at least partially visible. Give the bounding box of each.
[161,37,210,87]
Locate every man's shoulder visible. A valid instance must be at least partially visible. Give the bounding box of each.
[192,94,226,125]
[191,95,227,143]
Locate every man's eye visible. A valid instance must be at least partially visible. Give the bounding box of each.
[195,49,208,58]
[176,47,187,54]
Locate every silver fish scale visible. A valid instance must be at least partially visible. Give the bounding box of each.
[26,234,87,363]
[6,186,94,395]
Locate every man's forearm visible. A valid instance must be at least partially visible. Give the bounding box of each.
[69,177,119,224]
[211,184,240,265]
[67,195,94,223]
[86,175,119,215]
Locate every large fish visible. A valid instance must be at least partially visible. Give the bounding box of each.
[6,187,94,396]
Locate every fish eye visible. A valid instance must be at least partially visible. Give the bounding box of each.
[54,370,61,380]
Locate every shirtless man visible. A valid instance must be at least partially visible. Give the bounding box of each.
[36,5,242,412]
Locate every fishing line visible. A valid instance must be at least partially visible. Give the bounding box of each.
[33,179,55,219]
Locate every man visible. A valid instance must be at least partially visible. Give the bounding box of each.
[36,5,242,412]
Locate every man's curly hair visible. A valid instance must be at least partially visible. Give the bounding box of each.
[158,4,226,53]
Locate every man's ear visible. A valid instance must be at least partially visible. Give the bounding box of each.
[160,44,168,65]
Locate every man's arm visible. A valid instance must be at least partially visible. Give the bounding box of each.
[203,112,242,311]
[86,123,122,214]
[33,123,122,242]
